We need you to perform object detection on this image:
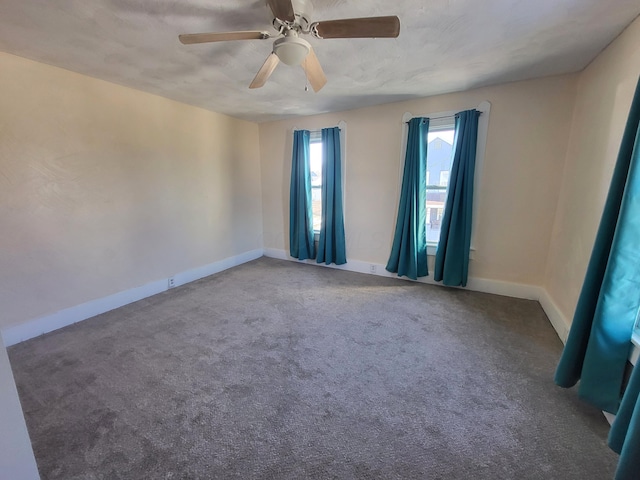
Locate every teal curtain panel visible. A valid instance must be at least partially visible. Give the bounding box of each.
[386,117,429,280]
[434,109,481,287]
[317,127,347,265]
[289,130,316,261]
[555,77,640,411]
[555,76,640,480]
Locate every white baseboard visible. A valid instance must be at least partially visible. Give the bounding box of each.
[603,412,616,426]
[466,278,542,301]
[265,248,439,281]
[538,289,571,344]
[3,245,614,360]
[263,249,578,345]
[264,247,542,296]
[1,249,263,347]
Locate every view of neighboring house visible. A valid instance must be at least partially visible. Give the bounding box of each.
[426,135,454,243]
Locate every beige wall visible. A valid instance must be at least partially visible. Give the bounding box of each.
[544,17,640,325]
[0,52,262,330]
[260,75,577,285]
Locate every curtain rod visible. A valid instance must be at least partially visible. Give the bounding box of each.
[406,111,483,123]
[293,120,346,132]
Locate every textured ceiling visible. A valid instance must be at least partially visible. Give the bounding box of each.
[0,0,639,122]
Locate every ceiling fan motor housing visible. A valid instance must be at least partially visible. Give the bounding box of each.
[293,0,313,29]
[268,0,313,31]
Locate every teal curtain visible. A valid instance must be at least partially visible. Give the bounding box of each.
[289,130,316,260]
[555,77,640,410]
[317,127,347,265]
[554,77,640,480]
[386,117,429,280]
[434,109,480,287]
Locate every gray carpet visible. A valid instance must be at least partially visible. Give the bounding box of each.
[9,257,617,479]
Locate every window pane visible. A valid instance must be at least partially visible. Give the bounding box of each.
[310,142,323,186]
[428,129,454,144]
[426,188,447,242]
[310,140,323,232]
[312,186,322,232]
[426,128,455,242]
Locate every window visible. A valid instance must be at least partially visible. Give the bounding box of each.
[426,121,455,243]
[401,101,490,253]
[309,130,323,233]
[307,123,347,234]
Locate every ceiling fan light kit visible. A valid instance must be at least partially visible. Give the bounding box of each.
[178,0,400,92]
[273,33,311,66]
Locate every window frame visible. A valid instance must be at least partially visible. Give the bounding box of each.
[309,129,323,234]
[399,101,491,256]
[299,121,347,238]
[425,120,456,245]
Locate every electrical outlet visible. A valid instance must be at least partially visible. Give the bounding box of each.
[168,277,176,289]
[370,264,377,274]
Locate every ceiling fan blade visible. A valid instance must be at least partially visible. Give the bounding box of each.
[179,31,270,45]
[302,48,327,93]
[313,16,400,39]
[250,53,280,89]
[267,0,296,22]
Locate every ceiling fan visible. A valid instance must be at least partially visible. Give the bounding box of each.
[178,0,400,92]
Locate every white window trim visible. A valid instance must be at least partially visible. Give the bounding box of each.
[631,309,640,365]
[631,334,639,366]
[309,132,323,235]
[399,101,491,257]
[293,121,347,239]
